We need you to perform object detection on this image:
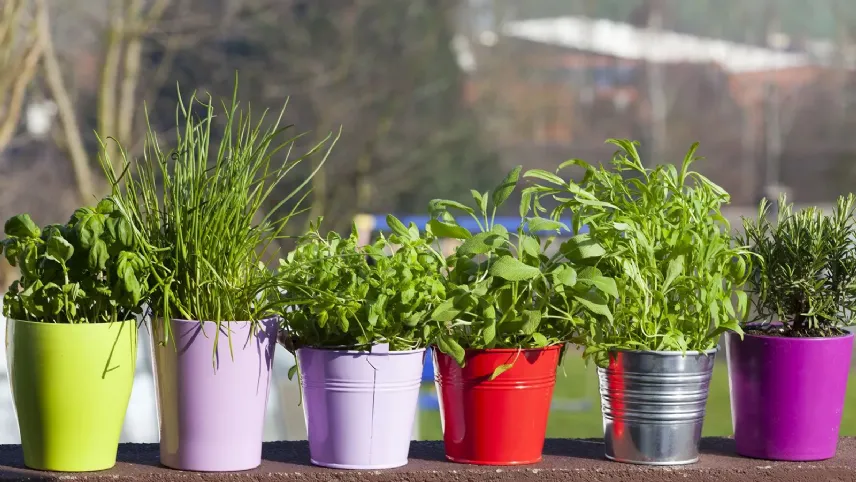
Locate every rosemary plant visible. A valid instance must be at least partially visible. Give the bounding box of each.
[739,194,856,337]
[100,84,338,345]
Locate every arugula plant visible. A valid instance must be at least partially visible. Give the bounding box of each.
[424,166,616,371]
[738,194,856,337]
[100,82,338,346]
[276,216,447,360]
[525,139,751,365]
[1,200,150,324]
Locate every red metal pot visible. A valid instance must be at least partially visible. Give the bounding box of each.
[433,345,561,465]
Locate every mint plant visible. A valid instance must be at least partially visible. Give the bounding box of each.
[738,194,856,337]
[277,215,447,358]
[1,199,150,323]
[424,167,616,373]
[526,140,751,365]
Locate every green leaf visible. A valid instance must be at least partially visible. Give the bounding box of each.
[736,290,748,319]
[577,269,618,299]
[491,165,522,208]
[520,189,532,218]
[483,320,496,346]
[663,255,685,292]
[532,332,548,347]
[287,365,299,380]
[489,256,541,281]
[438,335,466,366]
[77,214,104,249]
[431,199,475,216]
[520,310,541,335]
[432,299,462,322]
[471,190,488,214]
[521,235,541,257]
[526,217,569,233]
[386,214,410,239]
[489,363,514,380]
[428,219,472,240]
[116,217,134,247]
[458,231,506,256]
[46,235,74,263]
[574,291,613,321]
[552,265,577,286]
[4,214,40,238]
[561,234,606,261]
[88,240,109,271]
[523,169,565,186]
[96,198,116,214]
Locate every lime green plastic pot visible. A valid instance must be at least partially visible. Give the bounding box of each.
[6,318,137,472]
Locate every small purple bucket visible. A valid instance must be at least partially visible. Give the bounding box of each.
[726,329,853,461]
[298,345,424,469]
[152,318,277,472]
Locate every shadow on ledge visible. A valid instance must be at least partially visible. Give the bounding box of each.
[0,438,851,482]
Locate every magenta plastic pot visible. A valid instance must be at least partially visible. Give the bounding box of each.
[298,344,424,469]
[726,329,854,461]
[152,318,277,472]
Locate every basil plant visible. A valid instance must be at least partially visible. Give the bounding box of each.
[1,199,150,324]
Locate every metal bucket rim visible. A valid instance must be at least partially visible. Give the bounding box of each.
[607,347,718,357]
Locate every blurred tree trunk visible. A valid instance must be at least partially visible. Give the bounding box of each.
[37,0,170,203]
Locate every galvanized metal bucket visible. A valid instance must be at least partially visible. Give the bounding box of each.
[597,348,717,465]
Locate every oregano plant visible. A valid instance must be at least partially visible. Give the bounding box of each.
[526,139,752,366]
[277,216,447,360]
[738,194,856,337]
[1,199,150,324]
[424,166,616,376]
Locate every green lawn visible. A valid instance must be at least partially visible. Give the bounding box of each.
[416,355,856,440]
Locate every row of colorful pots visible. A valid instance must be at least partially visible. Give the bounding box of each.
[6,317,853,472]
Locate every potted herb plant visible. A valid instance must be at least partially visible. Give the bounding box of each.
[425,167,615,466]
[276,216,446,469]
[527,139,752,465]
[1,202,147,472]
[728,195,856,461]
[101,86,337,472]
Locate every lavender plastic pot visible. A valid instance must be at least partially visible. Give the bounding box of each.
[152,318,277,472]
[298,345,425,469]
[726,329,854,461]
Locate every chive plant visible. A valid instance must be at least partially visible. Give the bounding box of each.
[100,83,338,346]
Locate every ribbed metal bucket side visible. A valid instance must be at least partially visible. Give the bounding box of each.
[597,349,717,465]
[298,348,425,470]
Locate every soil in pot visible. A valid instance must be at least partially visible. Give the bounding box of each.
[433,345,561,465]
[7,319,137,472]
[152,317,277,472]
[298,345,425,469]
[726,327,853,461]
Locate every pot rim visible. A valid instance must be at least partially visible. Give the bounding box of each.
[167,316,279,324]
[7,317,137,327]
[606,347,719,356]
[728,324,855,342]
[430,343,565,354]
[297,346,427,355]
